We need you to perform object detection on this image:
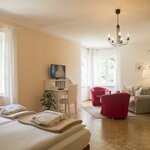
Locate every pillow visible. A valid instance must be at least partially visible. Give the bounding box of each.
[135,86,143,96]
[0,104,27,115]
[142,87,150,95]
[132,86,142,96]
[122,85,133,95]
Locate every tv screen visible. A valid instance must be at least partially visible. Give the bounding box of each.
[50,64,66,79]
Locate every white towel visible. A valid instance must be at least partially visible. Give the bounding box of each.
[0,104,27,115]
[32,111,66,127]
[44,110,65,120]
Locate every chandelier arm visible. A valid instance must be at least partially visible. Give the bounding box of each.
[120,40,129,45]
[108,40,117,47]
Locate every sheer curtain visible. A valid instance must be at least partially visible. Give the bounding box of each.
[85,48,116,87]
[87,48,99,87]
[81,47,121,100]
[114,47,122,91]
[3,27,18,105]
[81,47,99,100]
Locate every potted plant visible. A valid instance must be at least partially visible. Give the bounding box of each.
[40,90,56,111]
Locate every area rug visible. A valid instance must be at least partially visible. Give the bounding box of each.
[81,102,136,119]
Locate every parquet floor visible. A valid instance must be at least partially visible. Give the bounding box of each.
[69,101,150,150]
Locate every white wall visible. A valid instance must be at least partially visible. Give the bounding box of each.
[120,41,150,86]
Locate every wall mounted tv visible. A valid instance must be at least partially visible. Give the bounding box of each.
[50,64,66,79]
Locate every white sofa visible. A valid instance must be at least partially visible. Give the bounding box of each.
[123,86,150,114]
[129,95,150,114]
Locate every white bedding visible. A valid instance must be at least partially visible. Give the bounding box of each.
[0,120,90,150]
[0,117,13,126]
[0,104,27,115]
[49,128,90,150]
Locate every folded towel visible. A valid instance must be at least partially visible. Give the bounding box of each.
[0,104,27,115]
[44,110,65,120]
[0,111,36,119]
[32,111,66,127]
[19,114,83,133]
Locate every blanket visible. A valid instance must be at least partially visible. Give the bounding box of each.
[19,114,82,133]
[0,111,36,119]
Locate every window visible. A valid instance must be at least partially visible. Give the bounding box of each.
[81,48,116,87]
[0,31,5,96]
[97,55,115,86]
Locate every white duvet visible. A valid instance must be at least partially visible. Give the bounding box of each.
[0,117,13,126]
[0,120,85,150]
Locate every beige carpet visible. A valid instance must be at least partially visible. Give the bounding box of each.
[81,101,136,119]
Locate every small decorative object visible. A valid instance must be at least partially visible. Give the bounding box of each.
[135,63,143,72]
[40,90,56,111]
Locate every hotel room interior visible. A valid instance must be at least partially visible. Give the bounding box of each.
[0,0,150,150]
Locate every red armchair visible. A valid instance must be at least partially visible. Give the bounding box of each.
[100,93,130,119]
[91,87,109,106]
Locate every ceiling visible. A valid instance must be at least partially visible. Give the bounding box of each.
[0,0,150,48]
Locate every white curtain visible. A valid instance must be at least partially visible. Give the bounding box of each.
[3,27,18,105]
[87,48,99,87]
[114,47,122,91]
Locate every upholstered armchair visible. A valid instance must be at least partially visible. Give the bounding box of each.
[90,87,110,106]
[100,93,130,119]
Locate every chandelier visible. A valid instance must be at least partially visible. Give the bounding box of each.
[108,9,130,47]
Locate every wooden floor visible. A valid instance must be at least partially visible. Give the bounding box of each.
[68,101,150,150]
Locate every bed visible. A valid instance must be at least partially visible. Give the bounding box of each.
[0,105,91,150]
[0,119,90,150]
[0,116,13,125]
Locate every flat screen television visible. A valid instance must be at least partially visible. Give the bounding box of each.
[50,64,66,79]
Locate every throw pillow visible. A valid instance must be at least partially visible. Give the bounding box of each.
[142,87,150,95]
[132,85,142,96]
[122,85,133,95]
[135,86,143,96]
